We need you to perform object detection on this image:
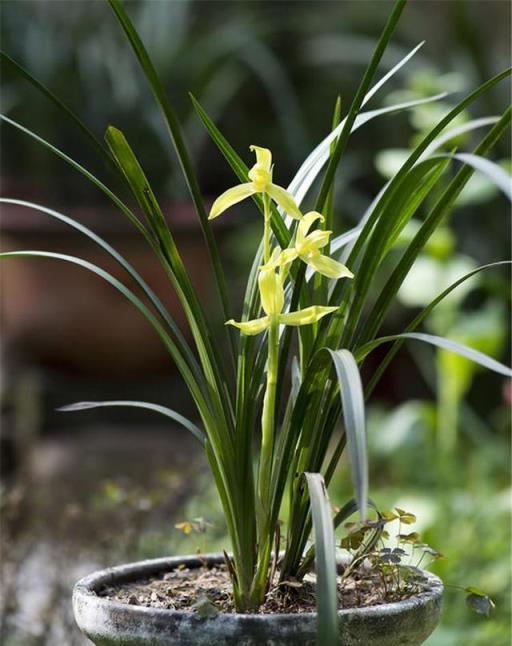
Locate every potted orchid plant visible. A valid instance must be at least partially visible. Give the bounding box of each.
[1,0,510,643]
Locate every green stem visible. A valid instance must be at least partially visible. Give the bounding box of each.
[252,319,279,603]
[258,321,279,507]
[263,193,272,264]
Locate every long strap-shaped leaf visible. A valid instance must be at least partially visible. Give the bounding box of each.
[314,0,407,213]
[0,114,152,243]
[326,350,368,521]
[326,117,501,261]
[274,347,368,583]
[320,79,511,360]
[190,94,291,251]
[0,117,232,427]
[101,133,240,537]
[58,400,205,444]
[356,332,512,377]
[107,0,233,358]
[292,93,446,209]
[0,52,116,171]
[0,249,242,546]
[358,107,512,346]
[104,126,235,429]
[324,155,452,351]
[0,250,215,423]
[311,155,451,361]
[364,261,512,397]
[288,41,426,202]
[0,198,201,384]
[291,0,408,367]
[326,67,511,341]
[304,473,339,646]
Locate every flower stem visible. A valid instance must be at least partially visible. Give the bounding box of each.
[251,317,279,605]
[251,194,278,606]
[259,320,279,506]
[263,193,271,263]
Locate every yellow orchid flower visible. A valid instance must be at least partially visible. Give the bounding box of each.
[226,261,338,336]
[208,146,302,221]
[268,211,354,279]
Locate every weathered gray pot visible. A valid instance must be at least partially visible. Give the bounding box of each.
[73,553,443,646]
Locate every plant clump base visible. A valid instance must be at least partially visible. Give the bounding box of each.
[100,561,432,615]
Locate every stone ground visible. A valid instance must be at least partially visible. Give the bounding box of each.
[0,424,203,645]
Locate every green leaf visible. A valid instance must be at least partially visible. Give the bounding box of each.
[0,51,115,171]
[304,473,339,646]
[327,350,368,521]
[326,71,511,351]
[354,106,511,347]
[0,198,200,381]
[314,0,408,213]
[365,261,511,397]
[57,400,205,445]
[292,93,447,208]
[289,37,439,205]
[107,0,233,337]
[397,532,419,544]
[0,250,214,429]
[298,498,380,579]
[104,125,235,434]
[328,115,501,257]
[357,332,512,378]
[190,93,290,249]
[0,114,152,243]
[340,156,451,348]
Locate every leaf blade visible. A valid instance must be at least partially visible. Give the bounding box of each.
[57,400,205,444]
[357,332,512,378]
[327,349,368,521]
[304,473,339,646]
[107,0,233,339]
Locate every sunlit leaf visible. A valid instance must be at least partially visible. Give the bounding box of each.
[304,473,339,646]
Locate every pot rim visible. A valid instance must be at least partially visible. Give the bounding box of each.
[73,551,444,620]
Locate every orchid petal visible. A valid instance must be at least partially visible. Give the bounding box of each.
[279,305,339,326]
[271,248,299,268]
[226,316,270,336]
[249,145,272,172]
[258,266,284,316]
[304,230,331,250]
[298,211,324,243]
[305,253,354,279]
[209,183,256,219]
[266,183,302,220]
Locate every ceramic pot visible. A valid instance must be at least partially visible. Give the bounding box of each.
[73,553,443,646]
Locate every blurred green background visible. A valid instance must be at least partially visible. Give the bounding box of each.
[1,1,510,645]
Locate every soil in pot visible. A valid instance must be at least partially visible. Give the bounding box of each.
[99,559,433,615]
